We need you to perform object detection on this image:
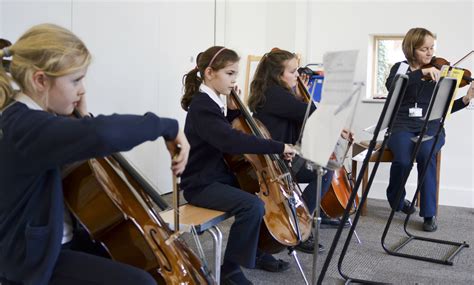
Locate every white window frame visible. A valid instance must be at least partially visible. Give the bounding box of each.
[371,35,405,99]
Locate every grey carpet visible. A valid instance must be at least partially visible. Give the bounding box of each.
[161,195,473,285]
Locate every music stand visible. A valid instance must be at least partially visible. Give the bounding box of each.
[380,77,470,265]
[317,74,409,284]
[298,50,360,285]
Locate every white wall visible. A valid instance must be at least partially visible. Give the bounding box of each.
[305,0,474,208]
[1,1,72,39]
[471,0,474,209]
[221,0,308,91]
[0,1,2,36]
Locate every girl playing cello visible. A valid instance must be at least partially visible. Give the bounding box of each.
[181,46,296,285]
[0,23,189,285]
[248,48,349,254]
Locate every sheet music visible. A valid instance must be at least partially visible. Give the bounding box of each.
[301,50,359,168]
[396,62,409,75]
[424,77,457,121]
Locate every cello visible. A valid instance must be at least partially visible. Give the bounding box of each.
[63,139,215,284]
[224,90,312,253]
[320,164,359,218]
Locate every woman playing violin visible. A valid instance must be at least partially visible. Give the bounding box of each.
[385,27,474,232]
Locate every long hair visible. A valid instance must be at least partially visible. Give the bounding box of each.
[0,23,91,109]
[248,48,296,113]
[402,27,435,66]
[181,46,239,111]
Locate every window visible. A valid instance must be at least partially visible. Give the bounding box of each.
[372,36,405,98]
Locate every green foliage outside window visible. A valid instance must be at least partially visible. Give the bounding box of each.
[372,36,405,98]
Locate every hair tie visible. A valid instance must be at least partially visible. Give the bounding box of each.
[207,47,226,68]
[195,67,202,79]
[2,47,11,57]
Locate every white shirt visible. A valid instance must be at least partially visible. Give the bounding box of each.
[14,93,74,244]
[199,83,227,116]
[14,92,43,111]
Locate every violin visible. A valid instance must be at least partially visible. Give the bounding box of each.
[422,56,473,87]
[224,89,312,253]
[63,113,214,284]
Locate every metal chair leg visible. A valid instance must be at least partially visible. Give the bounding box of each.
[347,218,361,244]
[288,248,309,285]
[207,226,223,285]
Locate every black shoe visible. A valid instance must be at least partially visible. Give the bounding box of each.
[220,268,253,285]
[423,216,438,232]
[255,253,290,272]
[320,216,350,229]
[294,234,325,254]
[401,199,416,215]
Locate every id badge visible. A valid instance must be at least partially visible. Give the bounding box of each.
[409,103,423,117]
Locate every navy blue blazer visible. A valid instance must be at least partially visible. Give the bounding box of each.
[181,92,284,193]
[0,102,178,285]
[253,85,316,145]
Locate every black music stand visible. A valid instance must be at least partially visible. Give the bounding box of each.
[380,77,469,265]
[317,74,409,284]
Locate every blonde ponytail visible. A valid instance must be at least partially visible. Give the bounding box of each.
[0,48,14,109]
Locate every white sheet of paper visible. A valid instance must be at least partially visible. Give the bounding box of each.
[301,50,359,168]
[363,124,377,134]
[396,62,409,75]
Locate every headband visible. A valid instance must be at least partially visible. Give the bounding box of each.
[207,47,226,68]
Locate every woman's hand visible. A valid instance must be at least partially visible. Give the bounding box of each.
[282,144,296,161]
[299,73,310,89]
[165,129,190,176]
[421,67,441,82]
[462,81,474,105]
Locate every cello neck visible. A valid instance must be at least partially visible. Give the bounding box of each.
[229,90,289,170]
[229,89,259,134]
